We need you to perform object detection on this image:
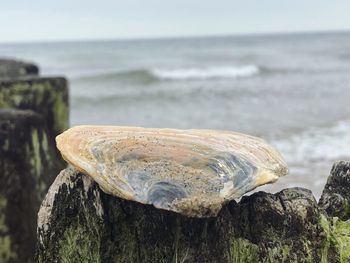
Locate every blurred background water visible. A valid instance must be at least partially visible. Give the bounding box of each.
[1,31,350,198]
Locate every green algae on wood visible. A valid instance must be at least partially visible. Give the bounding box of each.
[58,226,102,263]
[230,238,259,263]
[0,77,69,136]
[319,214,332,263]
[0,196,16,262]
[0,109,65,263]
[331,218,350,263]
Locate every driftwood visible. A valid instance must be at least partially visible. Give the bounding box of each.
[36,161,350,262]
[0,59,69,262]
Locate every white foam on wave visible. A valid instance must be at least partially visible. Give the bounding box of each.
[271,120,350,163]
[151,65,259,80]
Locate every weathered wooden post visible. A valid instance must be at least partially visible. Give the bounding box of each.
[36,162,350,262]
[0,59,69,262]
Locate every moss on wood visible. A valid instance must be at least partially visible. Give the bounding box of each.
[0,109,66,263]
[0,77,69,137]
[330,218,350,263]
[0,196,16,262]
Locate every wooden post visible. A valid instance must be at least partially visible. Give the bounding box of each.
[36,162,350,262]
[0,59,69,262]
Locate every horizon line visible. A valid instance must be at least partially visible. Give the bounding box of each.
[1,28,350,45]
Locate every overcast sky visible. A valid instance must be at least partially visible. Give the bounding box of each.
[1,0,350,43]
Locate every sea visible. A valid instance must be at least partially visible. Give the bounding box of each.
[1,31,350,199]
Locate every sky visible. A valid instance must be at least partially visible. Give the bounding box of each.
[0,0,350,43]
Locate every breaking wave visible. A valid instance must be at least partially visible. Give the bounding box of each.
[151,65,260,80]
[77,65,260,83]
[271,120,350,163]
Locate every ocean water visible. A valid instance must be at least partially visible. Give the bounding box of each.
[1,32,350,199]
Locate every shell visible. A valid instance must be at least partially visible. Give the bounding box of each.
[56,126,288,217]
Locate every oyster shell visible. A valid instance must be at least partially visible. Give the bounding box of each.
[56,126,288,217]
